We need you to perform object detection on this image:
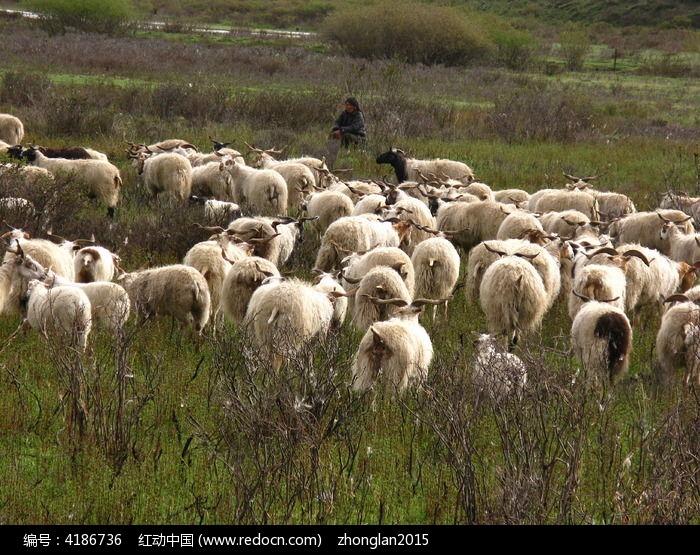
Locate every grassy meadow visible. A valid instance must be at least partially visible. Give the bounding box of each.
[0,3,699,524]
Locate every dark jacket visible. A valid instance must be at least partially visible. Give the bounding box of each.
[332,109,366,137]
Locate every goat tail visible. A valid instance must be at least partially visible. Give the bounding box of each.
[594,312,632,380]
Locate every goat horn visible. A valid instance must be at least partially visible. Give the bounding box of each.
[248,233,281,244]
[362,294,409,307]
[8,239,24,257]
[412,297,450,306]
[656,211,671,223]
[664,294,690,304]
[483,242,508,257]
[253,261,276,278]
[243,141,262,152]
[45,232,68,244]
[72,239,96,248]
[623,249,651,266]
[195,223,226,234]
[340,273,362,284]
[589,246,619,257]
[561,217,584,227]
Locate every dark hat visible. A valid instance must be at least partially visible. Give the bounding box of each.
[345,97,360,109]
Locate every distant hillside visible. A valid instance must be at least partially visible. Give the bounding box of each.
[2,0,699,29]
[463,0,700,28]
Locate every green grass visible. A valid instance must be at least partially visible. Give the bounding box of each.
[0,270,698,523]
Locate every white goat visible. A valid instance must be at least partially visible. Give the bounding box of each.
[225,217,283,266]
[24,148,122,217]
[659,221,700,265]
[350,266,414,331]
[247,146,329,188]
[183,239,238,334]
[472,333,527,401]
[221,256,280,324]
[313,215,412,273]
[0,113,24,145]
[0,241,50,315]
[341,246,415,297]
[73,245,119,283]
[608,210,694,255]
[243,277,338,371]
[329,180,384,203]
[351,194,388,217]
[571,298,633,384]
[659,190,700,226]
[1,230,75,314]
[467,240,560,311]
[568,262,626,320]
[35,270,131,333]
[383,194,436,256]
[578,244,698,320]
[220,156,288,217]
[480,254,549,350]
[493,188,530,207]
[301,190,355,235]
[252,151,317,212]
[376,147,474,184]
[312,272,348,327]
[410,236,460,321]
[436,201,517,252]
[134,151,193,203]
[539,209,591,238]
[189,196,242,227]
[655,301,700,387]
[351,302,434,395]
[118,264,211,333]
[531,189,598,220]
[190,161,235,201]
[591,191,636,222]
[24,279,92,352]
[496,210,544,241]
[462,182,494,202]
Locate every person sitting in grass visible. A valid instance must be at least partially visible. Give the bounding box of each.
[330,97,367,148]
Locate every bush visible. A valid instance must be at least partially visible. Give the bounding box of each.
[320,2,492,67]
[488,83,596,143]
[490,28,537,71]
[40,85,125,136]
[0,71,52,107]
[637,52,697,78]
[24,0,135,36]
[558,26,591,71]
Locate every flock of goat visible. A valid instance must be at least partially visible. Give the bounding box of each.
[1,110,700,395]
